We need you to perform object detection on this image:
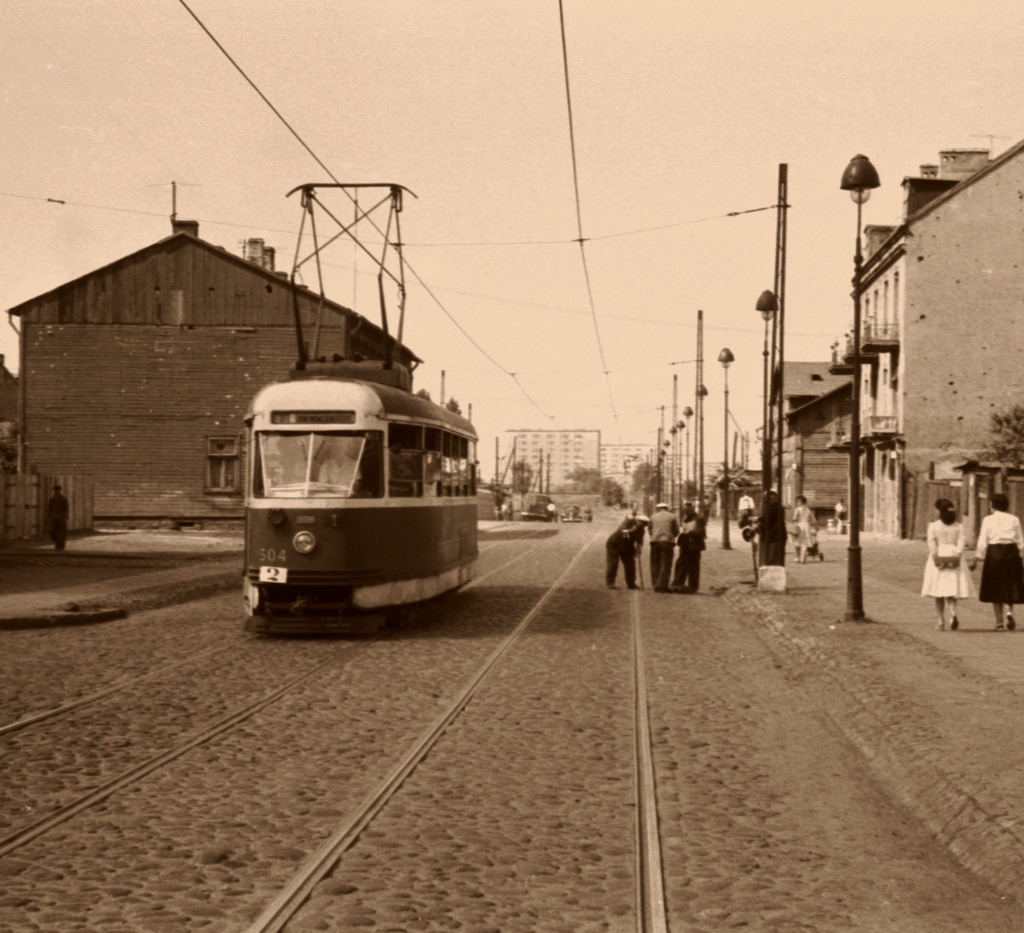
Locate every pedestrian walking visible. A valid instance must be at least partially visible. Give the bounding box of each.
[648,502,679,592]
[47,484,69,550]
[606,513,648,590]
[968,492,1024,631]
[921,498,975,631]
[789,495,817,564]
[737,491,755,526]
[670,502,706,593]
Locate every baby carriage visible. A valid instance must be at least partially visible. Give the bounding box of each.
[805,528,824,561]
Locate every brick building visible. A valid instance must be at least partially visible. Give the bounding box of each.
[831,142,1024,537]
[6,221,417,520]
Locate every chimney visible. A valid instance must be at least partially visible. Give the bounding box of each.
[938,148,990,180]
[919,164,938,178]
[172,219,200,237]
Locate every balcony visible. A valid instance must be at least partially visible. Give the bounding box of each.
[863,414,898,438]
[861,318,899,353]
[829,331,878,375]
[829,338,854,375]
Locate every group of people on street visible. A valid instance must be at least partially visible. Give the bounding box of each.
[605,501,707,593]
[923,492,1024,632]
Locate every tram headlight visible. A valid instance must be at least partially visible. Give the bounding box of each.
[292,531,317,554]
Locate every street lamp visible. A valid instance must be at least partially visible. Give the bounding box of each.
[755,290,778,502]
[681,407,693,505]
[718,348,735,549]
[840,153,880,622]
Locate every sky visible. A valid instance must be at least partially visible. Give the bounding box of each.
[3,0,1024,482]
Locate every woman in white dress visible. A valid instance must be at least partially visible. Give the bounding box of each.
[921,498,975,631]
[790,496,817,564]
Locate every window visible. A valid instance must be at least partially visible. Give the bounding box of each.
[389,423,424,498]
[207,436,241,494]
[253,431,383,498]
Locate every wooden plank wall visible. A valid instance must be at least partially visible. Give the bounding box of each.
[0,474,93,540]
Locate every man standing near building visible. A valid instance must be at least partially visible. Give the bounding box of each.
[649,502,679,592]
[47,484,69,550]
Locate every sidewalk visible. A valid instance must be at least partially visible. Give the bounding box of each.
[707,520,1024,904]
[0,528,242,629]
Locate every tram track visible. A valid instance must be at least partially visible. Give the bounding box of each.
[242,536,596,933]
[0,640,376,858]
[2,526,666,932]
[0,535,549,854]
[0,638,237,737]
[243,528,670,933]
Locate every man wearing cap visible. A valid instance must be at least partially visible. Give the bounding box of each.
[648,502,679,592]
[606,512,647,589]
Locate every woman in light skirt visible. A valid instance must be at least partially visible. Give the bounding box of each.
[921,498,975,630]
[968,492,1024,631]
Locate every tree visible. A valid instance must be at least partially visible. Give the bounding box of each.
[415,388,432,402]
[565,466,603,494]
[631,462,657,498]
[512,459,534,495]
[986,404,1024,465]
[601,477,625,507]
[445,397,462,415]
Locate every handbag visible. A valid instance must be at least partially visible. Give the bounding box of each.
[935,543,960,570]
[786,521,800,536]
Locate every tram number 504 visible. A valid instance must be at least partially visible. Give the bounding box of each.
[259,566,289,583]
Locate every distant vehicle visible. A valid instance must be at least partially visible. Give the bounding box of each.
[583,506,593,522]
[562,505,583,522]
[521,493,558,522]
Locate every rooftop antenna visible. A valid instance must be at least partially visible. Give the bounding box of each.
[145,180,202,225]
[969,134,1012,153]
[285,182,417,368]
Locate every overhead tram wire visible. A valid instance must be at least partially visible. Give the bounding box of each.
[175,0,558,427]
[558,0,620,443]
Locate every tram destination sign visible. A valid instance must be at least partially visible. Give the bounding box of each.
[271,410,357,424]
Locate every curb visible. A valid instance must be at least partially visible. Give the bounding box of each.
[0,571,240,631]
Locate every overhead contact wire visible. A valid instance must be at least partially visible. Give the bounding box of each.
[175,0,557,425]
[558,0,620,441]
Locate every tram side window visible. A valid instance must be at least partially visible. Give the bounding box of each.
[441,431,455,496]
[424,428,443,497]
[456,435,470,496]
[389,423,424,498]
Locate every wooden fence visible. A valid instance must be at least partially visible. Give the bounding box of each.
[0,474,94,541]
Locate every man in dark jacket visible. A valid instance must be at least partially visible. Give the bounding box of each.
[670,502,706,593]
[47,484,70,550]
[606,512,647,589]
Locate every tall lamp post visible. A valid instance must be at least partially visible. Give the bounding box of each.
[755,290,778,500]
[681,407,693,505]
[718,348,735,549]
[840,153,880,622]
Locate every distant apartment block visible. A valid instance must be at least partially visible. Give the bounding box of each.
[600,443,656,484]
[504,429,601,489]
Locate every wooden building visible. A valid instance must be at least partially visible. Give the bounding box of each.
[6,221,419,521]
[780,362,851,524]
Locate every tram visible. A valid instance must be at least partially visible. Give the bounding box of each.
[243,360,478,633]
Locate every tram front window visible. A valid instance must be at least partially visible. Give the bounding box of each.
[257,431,383,498]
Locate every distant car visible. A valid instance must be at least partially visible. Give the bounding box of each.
[521,494,558,522]
[562,505,583,522]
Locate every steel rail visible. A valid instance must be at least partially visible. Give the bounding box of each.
[631,592,669,933]
[244,534,599,933]
[0,639,235,737]
[0,642,373,857]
